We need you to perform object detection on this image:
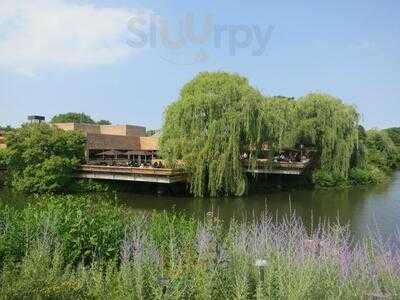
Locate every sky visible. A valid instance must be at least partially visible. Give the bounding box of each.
[0,0,399,129]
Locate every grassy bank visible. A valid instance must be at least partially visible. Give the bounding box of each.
[0,195,399,299]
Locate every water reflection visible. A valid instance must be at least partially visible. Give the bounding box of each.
[118,171,400,239]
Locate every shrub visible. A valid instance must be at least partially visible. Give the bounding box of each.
[312,170,347,187]
[349,166,387,185]
[70,179,112,193]
[5,123,85,193]
[0,195,131,265]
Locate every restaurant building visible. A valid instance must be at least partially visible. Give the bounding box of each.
[53,123,159,164]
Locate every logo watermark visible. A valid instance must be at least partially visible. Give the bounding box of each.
[127,13,275,65]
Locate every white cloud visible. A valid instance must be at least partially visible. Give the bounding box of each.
[0,0,146,75]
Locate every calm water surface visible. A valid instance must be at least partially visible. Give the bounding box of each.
[1,171,400,239]
[118,171,400,239]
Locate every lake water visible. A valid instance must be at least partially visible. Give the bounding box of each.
[118,171,400,239]
[1,171,400,239]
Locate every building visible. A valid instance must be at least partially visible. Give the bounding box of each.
[53,123,159,163]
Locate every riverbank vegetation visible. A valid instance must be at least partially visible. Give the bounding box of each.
[0,123,86,193]
[161,72,399,195]
[0,195,399,299]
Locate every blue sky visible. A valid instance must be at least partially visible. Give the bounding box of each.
[0,0,399,129]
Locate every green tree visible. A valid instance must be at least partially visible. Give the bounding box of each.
[366,129,398,170]
[385,127,400,146]
[295,93,360,179]
[0,148,9,169]
[261,96,298,150]
[5,123,86,193]
[97,119,112,125]
[350,125,368,169]
[160,72,265,197]
[0,125,14,132]
[160,73,366,195]
[51,112,95,124]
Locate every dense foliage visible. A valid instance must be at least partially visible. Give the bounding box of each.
[0,149,8,169]
[160,72,265,197]
[0,125,14,132]
[51,112,96,124]
[0,195,399,299]
[296,93,359,179]
[160,72,363,195]
[51,112,111,125]
[4,123,86,193]
[97,119,112,125]
[365,129,399,170]
[385,127,400,146]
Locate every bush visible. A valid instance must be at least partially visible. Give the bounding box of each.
[349,166,387,185]
[5,123,85,193]
[312,170,347,188]
[366,129,398,170]
[0,195,130,265]
[70,179,112,193]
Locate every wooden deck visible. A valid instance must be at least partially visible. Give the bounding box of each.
[77,157,312,184]
[77,165,188,184]
[244,159,312,175]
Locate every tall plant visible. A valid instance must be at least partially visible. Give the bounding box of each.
[295,93,360,178]
[160,72,265,197]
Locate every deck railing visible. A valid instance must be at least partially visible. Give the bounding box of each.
[243,159,311,169]
[79,164,186,176]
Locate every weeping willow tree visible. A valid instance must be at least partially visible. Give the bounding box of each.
[161,72,362,196]
[295,93,360,178]
[160,72,265,197]
[261,96,298,151]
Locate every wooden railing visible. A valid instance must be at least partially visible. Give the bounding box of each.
[243,159,312,170]
[79,164,186,177]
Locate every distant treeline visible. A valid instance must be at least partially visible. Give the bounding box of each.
[50,112,111,125]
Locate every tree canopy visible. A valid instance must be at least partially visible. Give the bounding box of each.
[97,120,112,125]
[296,93,360,178]
[0,125,14,132]
[160,72,363,196]
[160,72,265,197]
[385,127,400,146]
[366,129,399,170]
[4,123,86,193]
[51,113,111,125]
[51,112,95,124]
